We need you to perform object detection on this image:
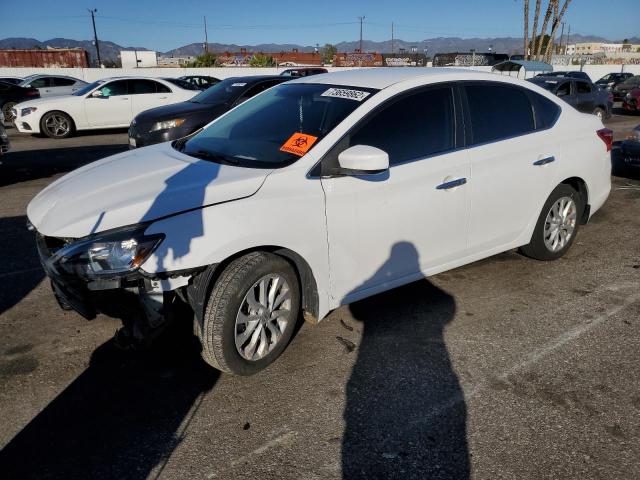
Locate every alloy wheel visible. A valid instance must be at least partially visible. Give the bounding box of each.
[543,196,577,252]
[44,114,71,137]
[235,274,292,361]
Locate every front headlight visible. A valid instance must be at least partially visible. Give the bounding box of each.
[21,107,37,117]
[150,118,186,132]
[51,225,164,279]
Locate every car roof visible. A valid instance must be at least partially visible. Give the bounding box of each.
[289,67,517,90]
[221,75,285,83]
[22,74,83,81]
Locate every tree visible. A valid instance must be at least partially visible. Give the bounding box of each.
[523,0,529,58]
[530,34,551,57]
[322,43,337,65]
[187,52,217,67]
[530,0,542,59]
[249,54,276,67]
[544,0,573,62]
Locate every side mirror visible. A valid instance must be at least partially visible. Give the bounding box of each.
[338,145,389,174]
[90,90,104,98]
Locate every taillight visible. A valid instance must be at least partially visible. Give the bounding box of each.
[597,128,613,152]
[26,89,39,97]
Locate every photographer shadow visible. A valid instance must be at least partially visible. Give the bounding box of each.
[342,242,469,479]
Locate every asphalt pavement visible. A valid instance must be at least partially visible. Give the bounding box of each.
[0,112,638,479]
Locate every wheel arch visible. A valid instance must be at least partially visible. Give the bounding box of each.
[39,109,77,133]
[560,176,589,224]
[187,245,321,330]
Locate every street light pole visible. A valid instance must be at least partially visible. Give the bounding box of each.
[88,9,101,67]
[358,16,365,52]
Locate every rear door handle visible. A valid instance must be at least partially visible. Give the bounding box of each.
[436,178,467,190]
[533,156,555,166]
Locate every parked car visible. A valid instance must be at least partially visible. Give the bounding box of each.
[280,67,328,77]
[0,80,40,124]
[161,77,201,91]
[0,77,23,85]
[18,74,87,98]
[27,69,611,375]
[129,75,289,148]
[612,75,640,102]
[0,111,9,155]
[528,76,611,120]
[12,77,198,139]
[595,72,633,93]
[622,87,640,113]
[620,124,640,167]
[536,71,591,81]
[179,75,220,90]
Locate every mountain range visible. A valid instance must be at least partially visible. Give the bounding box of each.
[1,35,638,65]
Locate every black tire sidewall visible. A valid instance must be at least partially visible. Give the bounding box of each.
[2,102,16,124]
[207,254,300,375]
[527,184,582,261]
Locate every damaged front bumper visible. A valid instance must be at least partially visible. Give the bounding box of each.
[35,231,203,342]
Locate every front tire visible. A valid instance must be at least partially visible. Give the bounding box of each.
[2,102,17,125]
[593,107,605,121]
[520,184,582,261]
[199,252,300,375]
[40,111,74,139]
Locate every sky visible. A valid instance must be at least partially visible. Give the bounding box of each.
[1,0,637,51]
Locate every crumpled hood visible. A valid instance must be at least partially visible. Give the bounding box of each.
[27,142,271,238]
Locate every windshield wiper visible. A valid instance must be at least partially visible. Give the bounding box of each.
[184,150,240,165]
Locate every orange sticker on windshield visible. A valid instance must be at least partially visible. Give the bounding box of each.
[280,132,318,156]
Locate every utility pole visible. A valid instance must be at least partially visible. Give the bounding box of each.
[391,22,394,55]
[203,16,209,53]
[358,16,365,52]
[566,24,571,54]
[559,22,565,54]
[88,9,101,67]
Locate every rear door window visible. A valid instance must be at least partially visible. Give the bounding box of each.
[350,86,455,165]
[464,83,535,145]
[529,92,561,130]
[129,80,161,94]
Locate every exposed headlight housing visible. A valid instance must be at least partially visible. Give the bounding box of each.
[150,118,186,132]
[50,225,164,279]
[21,107,37,117]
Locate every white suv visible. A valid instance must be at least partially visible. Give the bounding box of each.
[28,68,612,375]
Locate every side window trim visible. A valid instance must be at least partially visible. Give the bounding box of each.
[316,82,459,177]
[459,80,537,148]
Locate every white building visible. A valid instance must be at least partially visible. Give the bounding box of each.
[566,42,640,55]
[120,50,158,68]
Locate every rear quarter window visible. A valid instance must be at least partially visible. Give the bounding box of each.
[529,92,560,130]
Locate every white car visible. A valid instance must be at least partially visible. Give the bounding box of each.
[18,74,87,97]
[27,68,611,375]
[13,77,198,138]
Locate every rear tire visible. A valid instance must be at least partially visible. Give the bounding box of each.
[520,184,582,261]
[199,252,300,375]
[40,111,74,139]
[593,107,605,121]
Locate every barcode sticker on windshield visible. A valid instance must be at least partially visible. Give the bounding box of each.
[321,88,370,102]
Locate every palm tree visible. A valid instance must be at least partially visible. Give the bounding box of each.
[545,0,573,62]
[524,0,530,59]
[530,0,542,60]
[534,0,555,60]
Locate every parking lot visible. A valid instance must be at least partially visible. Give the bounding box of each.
[0,109,639,479]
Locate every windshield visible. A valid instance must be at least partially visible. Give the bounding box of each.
[176,83,377,168]
[73,80,105,96]
[189,78,254,104]
[164,78,200,91]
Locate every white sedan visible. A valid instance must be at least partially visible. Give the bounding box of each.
[28,68,611,374]
[12,76,198,138]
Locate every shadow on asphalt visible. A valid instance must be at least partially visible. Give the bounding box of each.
[0,144,128,187]
[0,317,219,479]
[342,242,469,479]
[0,216,44,316]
